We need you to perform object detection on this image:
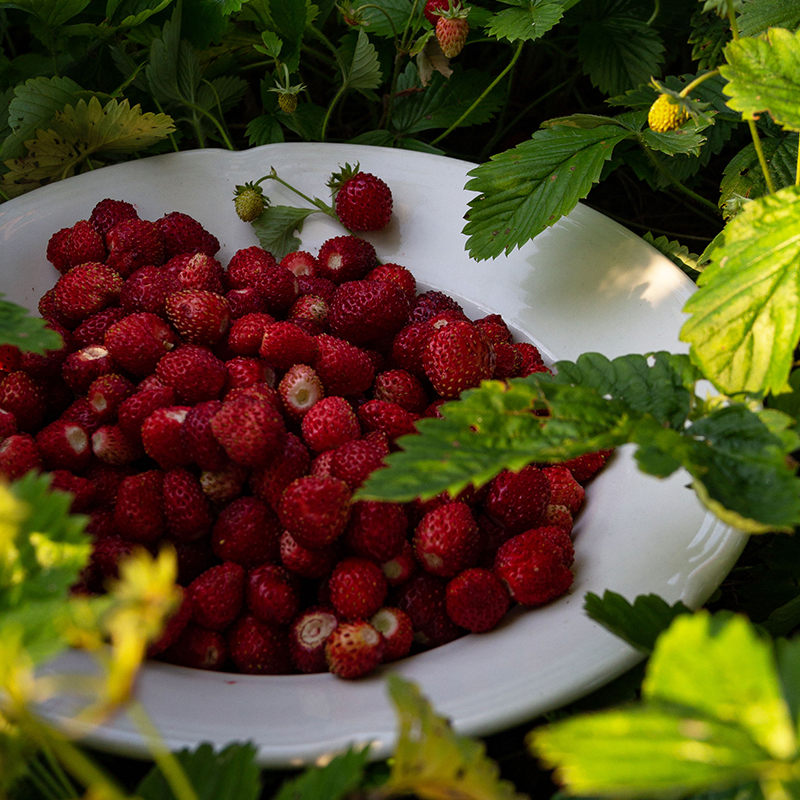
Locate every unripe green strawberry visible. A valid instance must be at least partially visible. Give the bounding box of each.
[233,183,266,222]
[648,94,689,133]
[278,92,298,114]
[435,8,469,58]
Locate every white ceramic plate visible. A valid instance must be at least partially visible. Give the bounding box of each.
[0,143,747,767]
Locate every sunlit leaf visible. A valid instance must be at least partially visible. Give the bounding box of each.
[0,296,64,353]
[485,0,566,42]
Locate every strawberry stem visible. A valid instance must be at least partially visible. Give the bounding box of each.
[262,169,337,218]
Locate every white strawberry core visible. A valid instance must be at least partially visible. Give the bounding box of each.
[298,612,337,647]
[166,409,189,423]
[360,626,380,646]
[371,609,397,637]
[82,345,109,361]
[422,552,443,571]
[66,425,88,453]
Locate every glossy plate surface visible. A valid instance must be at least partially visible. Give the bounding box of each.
[0,143,747,767]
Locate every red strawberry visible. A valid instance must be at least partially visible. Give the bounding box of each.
[259,321,318,368]
[64,220,107,269]
[493,528,574,607]
[227,312,276,356]
[423,0,450,25]
[119,265,172,316]
[211,496,281,567]
[106,217,166,277]
[301,395,360,453]
[423,319,495,399]
[475,314,513,346]
[61,345,116,394]
[370,606,413,661]
[289,606,339,673]
[180,400,227,470]
[156,211,220,258]
[246,564,300,626]
[410,290,464,324]
[104,312,179,376]
[210,391,286,468]
[141,405,193,470]
[164,252,225,294]
[316,235,377,284]
[0,433,42,480]
[50,470,96,512]
[0,409,17,440]
[560,450,613,483]
[163,468,213,542]
[253,264,300,314]
[278,364,324,421]
[543,465,585,516]
[445,567,510,632]
[89,198,139,238]
[35,418,92,472]
[373,369,428,413]
[156,345,228,405]
[227,614,293,674]
[288,294,329,330]
[344,500,407,562]
[91,423,144,465]
[85,373,135,424]
[357,399,418,443]
[325,620,386,679]
[280,250,319,277]
[189,562,245,630]
[165,289,230,345]
[278,474,352,549]
[46,226,75,274]
[280,530,340,579]
[542,503,574,534]
[394,571,464,647]
[16,322,69,381]
[381,540,417,586]
[390,321,435,378]
[146,590,192,657]
[366,263,417,302]
[514,341,546,376]
[161,623,229,670]
[113,469,166,542]
[313,334,375,397]
[248,432,311,512]
[492,342,523,379]
[329,279,410,346]
[329,437,386,490]
[226,246,278,290]
[297,275,337,303]
[483,465,550,533]
[199,462,248,505]
[413,501,481,578]
[117,381,175,442]
[435,6,469,58]
[53,263,123,328]
[330,165,393,232]
[328,556,388,620]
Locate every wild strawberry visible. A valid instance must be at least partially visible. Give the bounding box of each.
[84,506,117,537]
[559,449,613,483]
[277,92,298,114]
[288,294,329,331]
[278,364,324,421]
[33,418,90,472]
[226,312,276,357]
[248,432,310,512]
[189,561,245,631]
[163,468,213,542]
[155,345,228,405]
[16,321,70,381]
[211,496,282,567]
[410,290,464,324]
[390,322,434,378]
[161,624,229,670]
[89,198,139,238]
[117,381,175,442]
[330,437,386,490]
[328,556,388,621]
[278,474,352,549]
[106,217,166,277]
[373,369,428,413]
[259,321,318,368]
[0,433,42,481]
[435,4,469,58]
[156,211,220,258]
[345,500,407,562]
[61,398,103,436]
[370,607,413,661]
[492,341,523,379]
[146,591,192,657]
[316,235,377,284]
[225,286,269,320]
[280,530,340,579]
[84,462,135,509]
[325,620,386,679]
[648,93,689,133]
[413,501,481,578]
[475,314,513,345]
[289,606,339,673]
[226,246,278,290]
[254,264,299,314]
[483,465,550,533]
[227,614,293,674]
[119,265,171,316]
[91,423,144,465]
[61,345,116,394]
[280,250,319,277]
[494,528,574,607]
[224,356,272,393]
[297,275,337,303]
[199,462,248,505]
[313,334,375,397]
[330,164,393,232]
[329,279,410,347]
[357,399,418,443]
[164,252,226,294]
[113,469,166,542]
[395,572,463,647]
[445,568,510,632]
[64,220,107,269]
[542,503,574,534]
[141,405,193,470]
[423,0,450,25]
[423,319,494,399]
[46,226,75,274]
[172,539,215,587]
[50,470,96,513]
[177,400,226,470]
[233,183,266,222]
[543,465,585,516]
[165,289,230,345]
[86,373,136,422]
[514,341,546,375]
[53,262,123,328]
[210,391,286,468]
[381,540,417,586]
[104,312,179,377]
[246,564,300,626]
[0,370,45,433]
[366,263,417,302]
[301,395,360,453]
[0,409,16,440]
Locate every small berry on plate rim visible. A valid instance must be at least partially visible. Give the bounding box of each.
[233,182,267,222]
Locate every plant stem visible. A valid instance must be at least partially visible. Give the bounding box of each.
[796,132,800,185]
[430,40,524,146]
[321,82,347,142]
[262,170,335,217]
[641,144,721,215]
[678,69,720,97]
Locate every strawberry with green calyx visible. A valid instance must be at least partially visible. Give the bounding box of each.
[646,75,715,133]
[434,2,470,59]
[233,182,266,222]
[267,63,306,116]
[328,162,393,231]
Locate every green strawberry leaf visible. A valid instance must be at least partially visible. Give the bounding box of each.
[341,28,383,92]
[267,0,316,73]
[271,747,370,800]
[738,0,800,38]
[775,637,800,727]
[462,122,632,260]
[385,675,526,800]
[583,592,692,654]
[639,117,710,157]
[531,611,794,797]
[720,27,800,132]
[701,0,743,17]
[110,0,175,28]
[137,742,261,800]
[360,0,414,38]
[680,185,800,396]
[0,295,64,353]
[2,0,92,26]
[485,0,566,43]
[250,204,317,259]
[688,10,730,70]
[641,232,701,278]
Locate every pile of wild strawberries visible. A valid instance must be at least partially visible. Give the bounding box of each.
[0,197,610,679]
